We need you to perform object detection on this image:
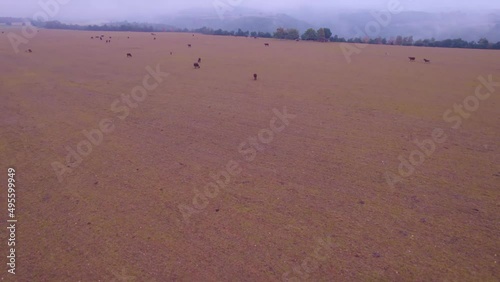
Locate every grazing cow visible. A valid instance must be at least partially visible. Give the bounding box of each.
[26,49,32,53]
[423,58,431,63]
[127,53,132,58]
[253,73,257,80]
[91,37,94,39]
[127,36,130,39]
[100,38,103,40]
[198,58,201,63]
[194,62,200,69]
[409,57,416,62]
[109,36,111,39]
[264,43,269,46]
[188,44,192,47]
[154,37,156,40]
[170,52,173,55]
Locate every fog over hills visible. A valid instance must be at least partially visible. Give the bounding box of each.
[1,0,499,41]
[153,7,500,41]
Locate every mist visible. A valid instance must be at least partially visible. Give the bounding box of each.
[1,0,499,40]
[2,0,499,20]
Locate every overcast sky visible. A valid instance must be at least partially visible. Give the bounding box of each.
[1,0,499,19]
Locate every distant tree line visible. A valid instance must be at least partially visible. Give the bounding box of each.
[30,20,500,50]
[31,20,180,33]
[329,35,500,50]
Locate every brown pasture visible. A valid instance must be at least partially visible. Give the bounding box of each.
[0,28,499,281]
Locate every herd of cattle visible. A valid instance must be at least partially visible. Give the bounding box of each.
[409,56,431,63]
[18,31,430,80]
[117,33,265,79]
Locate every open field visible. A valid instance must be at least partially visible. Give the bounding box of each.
[0,28,499,281]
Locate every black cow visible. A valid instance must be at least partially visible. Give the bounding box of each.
[188,44,192,47]
[409,57,416,62]
[127,53,132,58]
[253,74,257,80]
[194,62,200,69]
[423,58,431,63]
[264,43,270,46]
[198,58,201,63]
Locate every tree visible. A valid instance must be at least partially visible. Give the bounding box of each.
[286,28,300,40]
[395,35,403,45]
[402,36,413,46]
[301,28,317,41]
[414,39,424,46]
[317,28,326,42]
[258,31,272,38]
[323,28,332,40]
[478,38,489,49]
[274,27,286,39]
[236,28,247,37]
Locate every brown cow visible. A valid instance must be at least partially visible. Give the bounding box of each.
[409,57,416,62]
[127,53,132,58]
[423,58,431,63]
[264,43,270,46]
[253,74,257,80]
[194,63,200,69]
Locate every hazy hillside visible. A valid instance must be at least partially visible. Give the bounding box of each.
[156,8,312,33]
[3,6,499,41]
[153,7,500,41]
[290,9,500,41]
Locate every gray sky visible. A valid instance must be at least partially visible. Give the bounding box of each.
[1,0,499,19]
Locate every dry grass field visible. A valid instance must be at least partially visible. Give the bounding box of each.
[0,27,499,281]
